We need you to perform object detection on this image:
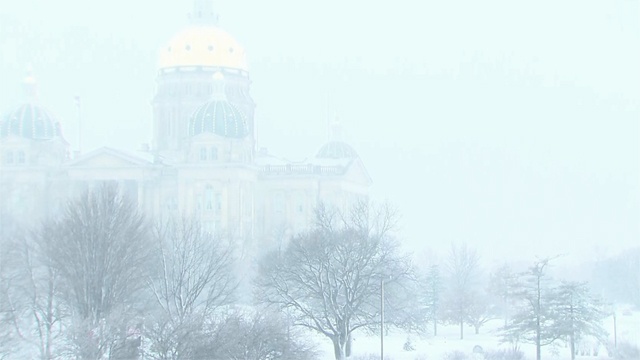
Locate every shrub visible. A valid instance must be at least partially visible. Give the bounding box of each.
[352,354,394,360]
[443,350,469,360]
[613,341,640,359]
[404,336,416,351]
[483,348,526,360]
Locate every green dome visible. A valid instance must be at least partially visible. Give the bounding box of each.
[188,100,249,138]
[316,141,358,159]
[0,103,60,140]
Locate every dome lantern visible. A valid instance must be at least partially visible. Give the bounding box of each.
[189,0,219,26]
[316,115,358,159]
[23,66,38,102]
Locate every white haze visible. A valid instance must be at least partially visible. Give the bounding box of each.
[0,0,638,264]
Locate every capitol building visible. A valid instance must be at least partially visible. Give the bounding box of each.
[0,0,371,245]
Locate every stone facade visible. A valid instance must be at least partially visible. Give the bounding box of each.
[0,1,371,248]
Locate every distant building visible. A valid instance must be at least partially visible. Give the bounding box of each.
[0,0,371,247]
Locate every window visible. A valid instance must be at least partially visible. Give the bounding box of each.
[216,194,222,211]
[199,147,207,161]
[205,186,214,211]
[17,151,25,163]
[210,147,218,160]
[4,151,13,164]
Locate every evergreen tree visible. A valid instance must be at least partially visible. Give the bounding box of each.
[500,258,559,360]
[552,281,608,360]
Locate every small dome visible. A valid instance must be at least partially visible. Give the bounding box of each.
[158,26,248,71]
[0,103,60,140]
[316,141,358,159]
[188,100,249,138]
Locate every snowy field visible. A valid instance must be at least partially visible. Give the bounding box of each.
[309,310,640,360]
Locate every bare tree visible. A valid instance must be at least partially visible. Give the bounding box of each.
[422,264,443,336]
[4,223,67,360]
[489,263,518,327]
[145,216,237,359]
[466,292,495,335]
[41,182,154,359]
[442,243,481,340]
[197,308,317,360]
[0,213,18,359]
[256,201,415,360]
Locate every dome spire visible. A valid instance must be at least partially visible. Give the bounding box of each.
[23,65,38,102]
[329,113,344,142]
[189,0,219,25]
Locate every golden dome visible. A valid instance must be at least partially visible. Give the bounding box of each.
[158,26,248,71]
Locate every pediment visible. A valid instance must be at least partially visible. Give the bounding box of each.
[66,147,152,168]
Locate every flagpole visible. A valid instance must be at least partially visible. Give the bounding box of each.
[75,95,82,155]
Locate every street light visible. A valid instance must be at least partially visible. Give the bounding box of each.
[379,275,392,360]
[381,276,384,360]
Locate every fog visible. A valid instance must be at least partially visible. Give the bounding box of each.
[1,0,638,265]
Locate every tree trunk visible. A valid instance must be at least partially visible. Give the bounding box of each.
[570,333,575,360]
[460,320,464,340]
[345,333,352,357]
[475,324,480,335]
[433,319,437,336]
[332,337,346,360]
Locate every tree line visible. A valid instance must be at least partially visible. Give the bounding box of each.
[0,182,626,360]
[420,249,618,360]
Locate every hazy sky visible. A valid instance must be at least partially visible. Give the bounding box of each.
[1,0,638,264]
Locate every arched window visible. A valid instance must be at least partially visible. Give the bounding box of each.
[210,147,218,160]
[199,147,207,161]
[17,151,25,164]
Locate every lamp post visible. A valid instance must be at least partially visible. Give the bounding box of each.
[613,310,617,349]
[381,276,384,360]
[379,275,392,360]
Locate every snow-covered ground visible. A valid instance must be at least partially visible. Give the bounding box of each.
[309,310,640,360]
